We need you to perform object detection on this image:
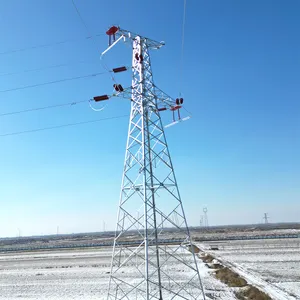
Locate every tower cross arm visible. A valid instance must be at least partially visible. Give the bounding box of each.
[111,85,177,110]
[152,86,177,108]
[117,28,165,49]
[105,26,165,49]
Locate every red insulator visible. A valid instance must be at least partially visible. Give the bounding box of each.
[113,84,120,92]
[94,95,109,102]
[106,26,119,36]
[170,105,182,111]
[180,98,184,104]
[158,107,167,111]
[112,66,127,73]
[135,53,139,61]
[176,98,180,105]
[113,84,124,92]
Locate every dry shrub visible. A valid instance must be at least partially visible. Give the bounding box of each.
[215,267,247,287]
[206,263,223,269]
[212,263,223,269]
[188,244,200,253]
[206,263,214,269]
[235,286,271,300]
[201,253,215,263]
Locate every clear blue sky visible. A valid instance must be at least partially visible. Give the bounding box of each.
[0,0,299,237]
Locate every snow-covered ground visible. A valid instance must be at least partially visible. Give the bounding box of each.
[2,239,299,299]
[201,238,300,299]
[0,247,237,299]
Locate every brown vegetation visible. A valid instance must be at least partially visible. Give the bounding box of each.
[201,253,215,263]
[215,267,247,287]
[198,251,272,300]
[211,263,224,269]
[235,286,272,300]
[188,244,201,254]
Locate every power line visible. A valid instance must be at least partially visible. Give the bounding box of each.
[0,99,89,117]
[71,0,92,36]
[0,33,104,56]
[0,115,128,137]
[181,0,187,58]
[178,1,192,117]
[0,60,97,78]
[179,0,187,93]
[71,0,117,85]
[0,71,108,93]
[71,1,117,84]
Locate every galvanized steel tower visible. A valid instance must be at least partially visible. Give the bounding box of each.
[104,26,206,300]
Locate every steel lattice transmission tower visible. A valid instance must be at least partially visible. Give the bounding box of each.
[102,26,206,300]
[203,208,209,228]
[263,213,269,224]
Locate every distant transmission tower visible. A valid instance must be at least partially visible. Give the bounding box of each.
[200,215,204,227]
[263,213,269,224]
[203,207,209,228]
[99,26,206,300]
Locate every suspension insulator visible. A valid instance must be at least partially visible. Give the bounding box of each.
[106,26,119,36]
[113,84,124,92]
[94,95,109,102]
[112,66,127,73]
[135,53,139,61]
[113,84,120,92]
[176,98,180,105]
[139,54,143,62]
[170,105,182,111]
[158,107,167,111]
[180,98,184,104]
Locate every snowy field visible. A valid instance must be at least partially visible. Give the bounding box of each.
[0,247,238,299]
[201,238,300,299]
[0,248,111,299]
[1,239,299,299]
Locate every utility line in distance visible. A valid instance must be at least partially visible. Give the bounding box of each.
[71,0,91,36]
[0,33,105,56]
[70,0,118,84]
[0,114,128,137]
[0,99,89,117]
[0,71,109,93]
[179,0,187,93]
[0,60,98,78]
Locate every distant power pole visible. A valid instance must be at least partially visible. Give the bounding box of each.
[263,213,269,224]
[103,221,106,232]
[203,207,209,228]
[200,215,204,227]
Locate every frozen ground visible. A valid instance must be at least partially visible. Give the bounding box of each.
[201,238,300,299]
[2,238,299,299]
[0,247,237,300]
[0,248,111,299]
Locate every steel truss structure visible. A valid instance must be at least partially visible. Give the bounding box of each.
[106,27,206,300]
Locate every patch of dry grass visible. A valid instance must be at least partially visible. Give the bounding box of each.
[235,286,271,300]
[188,244,201,254]
[200,252,271,300]
[211,263,223,269]
[201,253,215,263]
[215,267,247,287]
